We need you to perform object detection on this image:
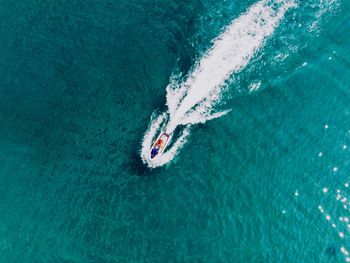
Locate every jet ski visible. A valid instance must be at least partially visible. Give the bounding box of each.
[150,132,171,159]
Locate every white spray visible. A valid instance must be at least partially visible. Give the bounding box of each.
[141,0,296,168]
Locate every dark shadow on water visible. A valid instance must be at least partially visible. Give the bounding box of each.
[127,150,165,177]
[129,152,152,176]
[326,245,336,258]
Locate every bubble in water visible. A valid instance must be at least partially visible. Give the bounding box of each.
[248,81,261,93]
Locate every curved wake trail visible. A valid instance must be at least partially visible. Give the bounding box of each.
[141,0,296,168]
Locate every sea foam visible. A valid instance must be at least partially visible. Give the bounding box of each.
[141,0,296,168]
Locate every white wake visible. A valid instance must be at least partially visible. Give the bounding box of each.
[141,0,296,168]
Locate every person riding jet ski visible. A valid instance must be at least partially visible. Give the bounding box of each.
[150,133,170,159]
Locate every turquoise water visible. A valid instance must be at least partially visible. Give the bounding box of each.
[0,0,350,262]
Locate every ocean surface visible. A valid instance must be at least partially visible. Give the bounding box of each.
[0,0,350,262]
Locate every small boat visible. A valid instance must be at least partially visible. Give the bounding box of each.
[150,133,171,159]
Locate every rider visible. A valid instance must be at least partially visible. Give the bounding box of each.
[155,139,163,148]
